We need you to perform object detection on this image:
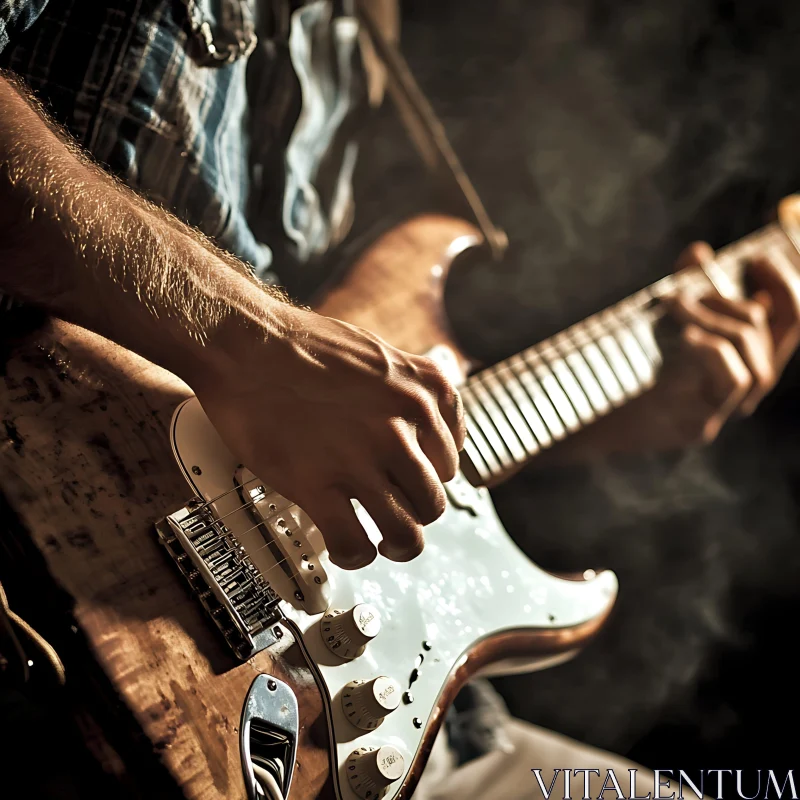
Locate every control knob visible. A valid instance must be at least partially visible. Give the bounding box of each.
[341,676,401,730]
[346,745,405,799]
[321,603,380,659]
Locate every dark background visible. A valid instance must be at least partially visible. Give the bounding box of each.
[355,0,800,768]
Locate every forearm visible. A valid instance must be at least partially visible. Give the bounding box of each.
[0,73,288,384]
[0,77,469,569]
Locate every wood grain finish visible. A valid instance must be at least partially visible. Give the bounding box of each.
[0,322,334,800]
[0,214,606,799]
[315,214,482,375]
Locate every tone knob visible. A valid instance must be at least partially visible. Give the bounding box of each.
[346,745,405,799]
[321,603,381,659]
[342,676,401,730]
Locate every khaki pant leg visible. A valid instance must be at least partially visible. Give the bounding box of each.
[415,718,680,800]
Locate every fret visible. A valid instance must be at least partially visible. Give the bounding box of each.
[604,314,655,388]
[699,258,740,299]
[590,326,641,397]
[631,319,662,367]
[467,380,528,462]
[539,346,595,424]
[461,389,515,470]
[649,273,681,300]
[623,307,663,368]
[521,350,582,432]
[461,436,491,484]
[564,351,611,414]
[463,412,502,477]
[478,371,540,455]
[488,366,553,448]
[553,333,611,415]
[507,355,566,440]
[617,329,655,386]
[715,222,784,287]
[616,291,663,367]
[568,322,626,407]
[580,341,626,406]
[778,216,800,265]
[454,219,800,488]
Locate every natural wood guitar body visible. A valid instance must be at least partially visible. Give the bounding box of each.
[0,215,609,799]
[315,215,480,373]
[0,324,336,800]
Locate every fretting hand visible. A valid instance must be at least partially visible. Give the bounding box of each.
[544,240,800,461]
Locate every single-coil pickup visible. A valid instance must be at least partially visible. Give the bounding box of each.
[235,468,331,615]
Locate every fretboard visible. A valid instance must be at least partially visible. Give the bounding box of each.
[459,221,799,486]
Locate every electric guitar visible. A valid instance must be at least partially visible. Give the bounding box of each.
[1,202,798,800]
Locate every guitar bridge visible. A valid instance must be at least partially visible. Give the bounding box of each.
[155,502,284,660]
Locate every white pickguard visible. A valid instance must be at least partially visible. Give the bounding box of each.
[170,397,617,800]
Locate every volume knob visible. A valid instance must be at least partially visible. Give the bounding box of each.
[321,603,381,659]
[342,676,401,730]
[346,745,405,799]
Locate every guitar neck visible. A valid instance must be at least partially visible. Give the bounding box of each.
[460,221,798,486]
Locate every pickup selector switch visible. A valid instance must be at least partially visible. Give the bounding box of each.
[341,676,401,730]
[346,745,405,799]
[321,603,380,660]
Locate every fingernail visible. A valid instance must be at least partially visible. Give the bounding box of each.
[332,550,376,571]
[379,542,424,562]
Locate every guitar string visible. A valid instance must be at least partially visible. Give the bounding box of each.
[190,230,784,506]
[486,222,788,388]
[459,269,707,463]
[186,488,267,540]
[189,484,335,592]
[215,272,732,595]
[214,516,318,587]
[195,474,263,510]
[193,226,793,595]
[458,228,789,469]
[479,227,784,402]
[188,270,728,529]
[212,278,692,594]
[478,267,704,389]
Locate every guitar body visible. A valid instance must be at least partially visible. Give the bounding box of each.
[0,215,616,799]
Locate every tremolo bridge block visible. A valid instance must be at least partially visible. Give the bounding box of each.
[155,503,283,660]
[155,470,332,660]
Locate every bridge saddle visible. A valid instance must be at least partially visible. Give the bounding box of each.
[155,502,284,660]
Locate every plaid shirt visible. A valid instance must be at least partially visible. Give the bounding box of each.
[0,0,369,285]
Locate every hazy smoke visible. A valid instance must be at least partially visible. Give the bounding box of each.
[353,0,800,763]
